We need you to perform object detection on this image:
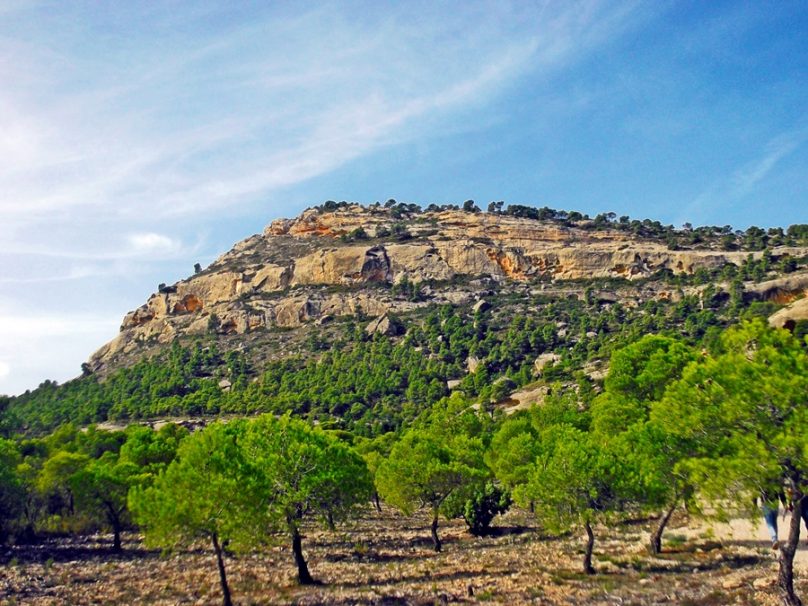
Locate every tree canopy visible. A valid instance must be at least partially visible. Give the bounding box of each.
[130,421,257,606]
[376,399,488,551]
[652,320,808,605]
[241,414,373,584]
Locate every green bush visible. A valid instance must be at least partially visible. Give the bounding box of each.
[448,481,511,536]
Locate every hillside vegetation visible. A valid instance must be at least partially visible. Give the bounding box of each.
[1,203,807,605]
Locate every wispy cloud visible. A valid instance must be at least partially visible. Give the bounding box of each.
[0,1,642,224]
[126,233,183,256]
[2,232,193,260]
[730,131,806,194]
[0,310,118,339]
[0,265,106,284]
[0,0,648,394]
[682,127,808,225]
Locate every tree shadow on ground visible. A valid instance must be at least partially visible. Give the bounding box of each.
[479,524,535,538]
[724,538,806,552]
[613,553,764,575]
[0,537,158,565]
[333,566,503,590]
[662,540,724,554]
[323,551,414,564]
[617,515,656,528]
[289,595,461,606]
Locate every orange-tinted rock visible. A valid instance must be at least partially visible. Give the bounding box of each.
[88,205,808,372]
[173,294,203,314]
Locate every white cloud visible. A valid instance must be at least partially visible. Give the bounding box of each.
[0,1,649,393]
[0,361,9,380]
[126,232,182,256]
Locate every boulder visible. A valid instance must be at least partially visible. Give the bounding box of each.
[534,353,561,375]
[365,315,403,337]
[273,298,318,328]
[251,264,293,292]
[472,299,491,313]
[752,577,774,589]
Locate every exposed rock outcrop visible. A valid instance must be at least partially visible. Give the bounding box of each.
[534,353,561,376]
[748,271,808,304]
[769,297,808,330]
[365,314,404,337]
[88,205,808,372]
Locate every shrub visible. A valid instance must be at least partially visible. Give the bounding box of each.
[445,481,511,536]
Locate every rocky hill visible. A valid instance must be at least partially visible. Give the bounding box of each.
[88,203,808,374]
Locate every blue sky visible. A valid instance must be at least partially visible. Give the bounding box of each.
[1,0,806,394]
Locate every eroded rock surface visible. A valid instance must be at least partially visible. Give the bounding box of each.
[88,205,808,372]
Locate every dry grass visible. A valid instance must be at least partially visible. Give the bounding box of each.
[1,507,803,605]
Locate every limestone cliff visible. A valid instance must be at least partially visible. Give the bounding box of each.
[88,205,808,372]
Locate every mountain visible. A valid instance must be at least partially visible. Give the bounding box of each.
[5,202,808,434]
[87,202,808,375]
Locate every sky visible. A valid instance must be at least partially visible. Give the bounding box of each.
[1,0,807,395]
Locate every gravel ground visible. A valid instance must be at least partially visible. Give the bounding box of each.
[1,507,806,605]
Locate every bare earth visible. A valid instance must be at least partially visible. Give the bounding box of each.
[685,514,808,567]
[1,507,807,605]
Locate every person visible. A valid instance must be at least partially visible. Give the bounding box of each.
[759,488,786,550]
[761,495,779,549]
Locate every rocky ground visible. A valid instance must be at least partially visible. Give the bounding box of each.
[2,507,806,606]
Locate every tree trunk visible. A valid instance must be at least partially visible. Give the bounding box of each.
[112,524,122,552]
[373,492,382,512]
[19,523,37,544]
[431,511,442,552]
[326,510,335,531]
[778,479,803,606]
[649,499,678,555]
[23,501,39,543]
[583,521,596,575]
[290,522,315,585]
[106,505,122,552]
[211,533,233,606]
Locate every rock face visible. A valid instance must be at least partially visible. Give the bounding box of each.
[748,272,808,304]
[88,204,808,372]
[769,297,808,330]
